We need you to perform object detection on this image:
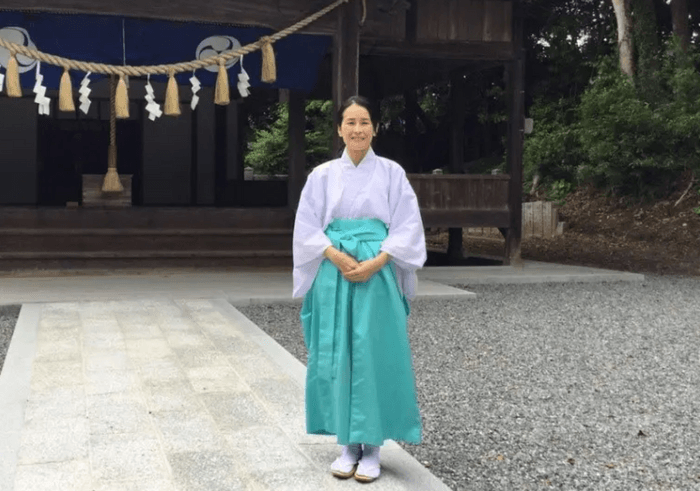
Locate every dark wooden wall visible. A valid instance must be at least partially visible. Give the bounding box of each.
[0,99,38,205]
[415,0,512,43]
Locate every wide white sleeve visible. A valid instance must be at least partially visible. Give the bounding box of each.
[292,172,333,298]
[380,167,427,272]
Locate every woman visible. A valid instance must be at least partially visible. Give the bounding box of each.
[292,96,426,483]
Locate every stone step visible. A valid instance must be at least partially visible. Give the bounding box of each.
[0,228,292,253]
[0,250,293,271]
[0,207,294,229]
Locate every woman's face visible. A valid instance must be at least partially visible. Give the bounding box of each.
[338,103,375,153]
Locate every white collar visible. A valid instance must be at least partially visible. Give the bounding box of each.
[340,147,376,169]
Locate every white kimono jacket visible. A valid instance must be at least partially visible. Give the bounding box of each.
[292,147,427,300]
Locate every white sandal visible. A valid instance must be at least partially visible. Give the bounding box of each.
[331,444,362,479]
[354,444,381,482]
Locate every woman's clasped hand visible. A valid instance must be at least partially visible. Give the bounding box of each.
[324,246,387,283]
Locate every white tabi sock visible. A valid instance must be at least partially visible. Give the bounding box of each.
[330,444,362,474]
[357,444,381,479]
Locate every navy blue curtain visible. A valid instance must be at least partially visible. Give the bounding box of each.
[0,11,330,92]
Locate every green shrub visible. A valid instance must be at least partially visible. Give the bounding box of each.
[523,98,585,190]
[547,179,575,205]
[577,45,700,198]
[525,40,700,199]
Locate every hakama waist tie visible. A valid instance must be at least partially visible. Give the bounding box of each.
[301,218,421,446]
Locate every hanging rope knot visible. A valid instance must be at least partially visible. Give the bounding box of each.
[259,36,277,83]
[59,64,76,112]
[259,36,273,48]
[215,58,230,106]
[5,48,21,97]
[164,68,181,116]
[102,75,124,193]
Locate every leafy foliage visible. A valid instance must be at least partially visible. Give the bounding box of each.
[525,39,700,198]
[244,100,333,175]
[547,179,575,206]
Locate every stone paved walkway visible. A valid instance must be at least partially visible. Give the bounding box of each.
[1,297,450,491]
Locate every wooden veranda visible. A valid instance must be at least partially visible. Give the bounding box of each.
[0,0,524,268]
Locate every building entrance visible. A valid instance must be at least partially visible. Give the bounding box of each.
[37,112,142,206]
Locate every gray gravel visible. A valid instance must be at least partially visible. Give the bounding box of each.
[0,305,21,375]
[238,276,700,491]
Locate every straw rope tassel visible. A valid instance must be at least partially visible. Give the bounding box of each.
[5,52,21,97]
[214,60,230,105]
[115,74,129,119]
[102,76,124,193]
[58,67,75,112]
[259,36,277,83]
[164,70,181,116]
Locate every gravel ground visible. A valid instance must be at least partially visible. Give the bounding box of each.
[238,276,700,491]
[0,305,21,375]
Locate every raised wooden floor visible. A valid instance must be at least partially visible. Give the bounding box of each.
[0,207,295,270]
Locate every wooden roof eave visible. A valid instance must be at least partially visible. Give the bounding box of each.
[0,0,330,31]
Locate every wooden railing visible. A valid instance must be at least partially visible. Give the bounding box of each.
[407,174,511,228]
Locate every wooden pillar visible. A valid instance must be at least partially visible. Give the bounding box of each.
[227,102,244,206]
[195,87,216,205]
[332,0,361,156]
[504,0,524,266]
[404,90,418,173]
[447,71,466,260]
[288,91,306,211]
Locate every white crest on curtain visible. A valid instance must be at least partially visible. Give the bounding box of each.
[0,27,37,72]
[196,36,241,73]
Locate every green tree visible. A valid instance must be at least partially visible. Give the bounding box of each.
[244,100,333,175]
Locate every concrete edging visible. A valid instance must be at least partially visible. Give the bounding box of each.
[0,304,41,491]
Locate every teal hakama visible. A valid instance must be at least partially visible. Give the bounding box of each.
[300,218,422,446]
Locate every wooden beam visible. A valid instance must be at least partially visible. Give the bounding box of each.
[405,0,418,43]
[287,91,306,211]
[447,71,466,260]
[360,40,514,60]
[504,0,524,266]
[0,0,331,32]
[420,210,510,228]
[332,0,361,155]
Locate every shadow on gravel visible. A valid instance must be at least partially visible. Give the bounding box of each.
[0,305,21,375]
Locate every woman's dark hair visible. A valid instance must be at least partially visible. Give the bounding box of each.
[337,95,377,126]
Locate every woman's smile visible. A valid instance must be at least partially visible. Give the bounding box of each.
[338,103,376,164]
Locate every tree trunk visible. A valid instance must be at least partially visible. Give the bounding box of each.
[632,0,660,100]
[671,0,690,52]
[611,0,634,77]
